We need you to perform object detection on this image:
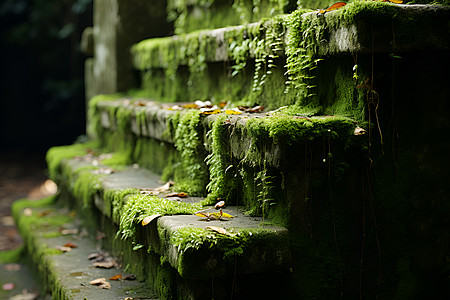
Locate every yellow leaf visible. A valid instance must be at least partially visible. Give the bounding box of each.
[200,109,221,115]
[225,109,242,115]
[142,214,161,226]
[181,103,199,109]
[220,212,234,218]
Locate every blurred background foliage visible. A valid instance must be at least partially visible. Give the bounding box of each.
[0,0,93,153]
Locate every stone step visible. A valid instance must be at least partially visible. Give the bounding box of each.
[87,96,367,225]
[130,2,450,108]
[11,196,158,299]
[45,147,292,299]
[167,0,299,34]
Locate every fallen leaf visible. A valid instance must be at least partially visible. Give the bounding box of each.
[2,282,15,291]
[37,210,51,217]
[195,100,212,107]
[59,228,79,235]
[90,278,106,285]
[195,211,234,220]
[166,192,188,198]
[385,0,403,3]
[4,263,21,271]
[206,226,229,235]
[123,274,136,280]
[220,212,234,218]
[9,290,39,300]
[92,261,116,269]
[142,214,161,226]
[214,201,225,209]
[181,103,199,109]
[63,242,78,248]
[200,108,221,115]
[317,2,346,14]
[225,109,242,115]
[354,127,367,136]
[247,105,264,113]
[58,246,72,253]
[89,277,112,288]
[109,274,122,280]
[140,182,174,195]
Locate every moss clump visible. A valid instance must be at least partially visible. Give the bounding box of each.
[173,110,209,195]
[170,226,275,259]
[0,246,25,263]
[205,114,236,204]
[46,141,99,181]
[103,188,141,223]
[118,194,202,240]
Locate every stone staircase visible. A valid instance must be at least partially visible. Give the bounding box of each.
[12,1,450,299]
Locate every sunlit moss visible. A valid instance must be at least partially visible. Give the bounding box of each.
[118,194,202,240]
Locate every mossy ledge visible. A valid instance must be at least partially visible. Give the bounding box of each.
[45,143,293,299]
[11,196,152,299]
[131,2,450,107]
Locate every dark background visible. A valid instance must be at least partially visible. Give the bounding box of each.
[0,0,93,154]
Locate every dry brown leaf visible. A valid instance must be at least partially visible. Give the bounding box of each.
[206,226,228,235]
[247,105,264,113]
[89,278,106,285]
[123,274,136,281]
[140,182,174,195]
[109,274,122,280]
[89,278,111,289]
[58,246,72,253]
[354,127,367,136]
[166,192,188,198]
[92,261,116,269]
[59,228,79,235]
[37,210,51,217]
[142,214,162,226]
[63,242,78,248]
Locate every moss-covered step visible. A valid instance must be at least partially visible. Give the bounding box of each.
[87,95,367,221]
[11,196,157,300]
[167,0,298,34]
[131,2,450,107]
[47,147,292,299]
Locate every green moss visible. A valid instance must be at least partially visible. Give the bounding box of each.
[72,168,103,208]
[46,141,99,181]
[167,0,298,34]
[173,110,209,195]
[101,151,133,167]
[118,194,202,240]
[0,245,25,263]
[205,114,236,204]
[170,226,275,259]
[87,93,124,139]
[11,196,75,300]
[103,188,140,223]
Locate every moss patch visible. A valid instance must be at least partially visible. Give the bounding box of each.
[118,194,202,241]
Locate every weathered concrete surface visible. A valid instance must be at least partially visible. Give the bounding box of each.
[13,199,157,299]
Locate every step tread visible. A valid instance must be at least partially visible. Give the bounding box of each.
[59,154,291,280]
[132,3,450,70]
[12,197,158,299]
